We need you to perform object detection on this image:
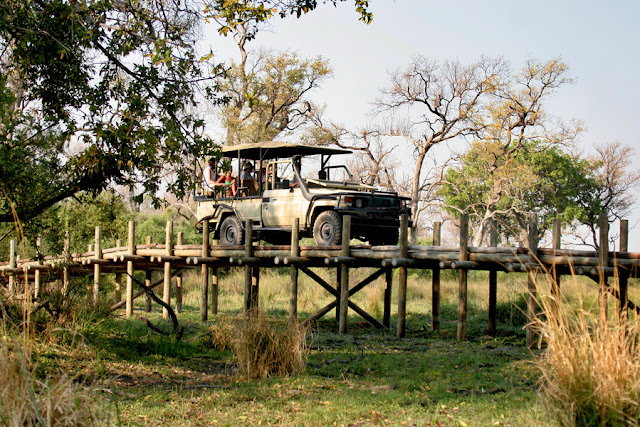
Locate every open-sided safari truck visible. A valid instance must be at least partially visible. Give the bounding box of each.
[194,141,410,246]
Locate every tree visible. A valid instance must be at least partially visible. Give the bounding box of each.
[0,0,371,227]
[218,47,332,144]
[438,139,600,247]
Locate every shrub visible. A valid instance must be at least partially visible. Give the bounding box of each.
[211,314,308,379]
[534,280,640,426]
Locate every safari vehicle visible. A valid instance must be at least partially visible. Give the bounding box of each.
[194,141,410,246]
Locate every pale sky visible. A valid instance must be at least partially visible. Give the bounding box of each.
[204,0,640,249]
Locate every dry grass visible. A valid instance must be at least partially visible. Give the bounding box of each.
[211,314,309,379]
[533,275,640,426]
[0,336,108,426]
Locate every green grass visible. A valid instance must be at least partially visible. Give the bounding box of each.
[12,267,627,425]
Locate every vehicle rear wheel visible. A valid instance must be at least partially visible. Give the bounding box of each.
[220,216,244,246]
[313,210,342,246]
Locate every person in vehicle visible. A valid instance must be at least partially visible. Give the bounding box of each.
[240,161,255,180]
[215,168,237,197]
[203,157,216,189]
[290,160,302,188]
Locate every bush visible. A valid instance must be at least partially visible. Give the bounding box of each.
[211,314,308,379]
[534,281,640,426]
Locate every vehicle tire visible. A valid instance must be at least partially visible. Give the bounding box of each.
[219,216,244,246]
[368,227,399,246]
[313,210,342,246]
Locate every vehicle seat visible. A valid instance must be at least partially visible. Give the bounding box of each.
[240,179,259,196]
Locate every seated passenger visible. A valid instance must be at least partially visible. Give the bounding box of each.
[215,168,237,197]
[240,161,255,180]
[203,157,216,190]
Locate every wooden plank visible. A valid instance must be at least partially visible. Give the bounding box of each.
[339,215,351,334]
[488,219,497,336]
[162,220,173,320]
[526,213,538,348]
[243,219,253,315]
[126,221,135,318]
[290,219,300,321]
[432,222,441,332]
[200,221,210,321]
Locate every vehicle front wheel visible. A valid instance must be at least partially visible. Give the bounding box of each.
[313,210,342,246]
[219,216,244,246]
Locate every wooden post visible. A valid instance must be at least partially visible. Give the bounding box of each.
[432,221,441,332]
[243,219,253,314]
[289,218,300,321]
[487,219,498,336]
[598,214,609,317]
[619,219,629,315]
[383,268,392,328]
[144,236,152,312]
[34,237,41,299]
[176,232,184,313]
[62,231,70,295]
[93,225,102,304]
[551,217,562,296]
[335,267,341,323]
[211,267,219,315]
[457,213,469,342]
[200,221,210,321]
[526,213,538,348]
[114,239,122,304]
[338,215,351,334]
[396,214,409,338]
[251,266,260,313]
[8,239,16,294]
[126,221,135,318]
[163,220,173,320]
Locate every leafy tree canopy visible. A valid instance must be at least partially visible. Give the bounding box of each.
[0,0,371,227]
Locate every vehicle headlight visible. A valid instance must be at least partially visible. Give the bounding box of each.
[355,198,364,208]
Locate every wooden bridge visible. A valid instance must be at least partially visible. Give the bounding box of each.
[2,213,638,346]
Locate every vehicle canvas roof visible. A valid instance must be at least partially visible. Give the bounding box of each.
[219,141,351,160]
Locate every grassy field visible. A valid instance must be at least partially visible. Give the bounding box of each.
[5,266,637,425]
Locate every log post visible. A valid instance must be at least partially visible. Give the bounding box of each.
[526,213,538,348]
[211,267,219,315]
[176,232,184,313]
[338,215,351,334]
[243,219,253,314]
[432,221,441,331]
[126,221,135,318]
[289,218,300,321]
[383,268,392,328]
[93,225,102,304]
[8,239,16,294]
[114,239,123,304]
[34,237,41,299]
[396,214,409,338]
[551,216,562,296]
[487,219,498,336]
[144,236,152,312]
[619,219,629,316]
[251,266,260,313]
[163,220,173,320]
[200,220,210,321]
[457,213,469,342]
[335,267,341,323]
[62,231,70,295]
[598,214,609,318]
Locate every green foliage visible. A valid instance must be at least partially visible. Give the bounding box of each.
[438,139,602,243]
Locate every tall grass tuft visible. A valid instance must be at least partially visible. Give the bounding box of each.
[0,337,107,426]
[533,276,640,426]
[211,314,309,379]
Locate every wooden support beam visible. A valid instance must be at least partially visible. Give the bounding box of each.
[93,226,103,304]
[526,213,538,348]
[349,268,386,297]
[200,221,210,321]
[290,218,300,321]
[9,239,16,294]
[145,236,152,312]
[299,265,337,297]
[397,214,409,339]
[383,268,392,328]
[620,219,629,316]
[176,232,184,313]
[303,301,338,327]
[34,236,42,299]
[163,220,173,320]
[111,269,184,311]
[243,219,253,315]
[457,214,469,342]
[126,221,135,318]
[251,266,260,313]
[598,214,609,317]
[339,215,351,334]
[488,219,497,336]
[432,221,441,332]
[211,267,219,315]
